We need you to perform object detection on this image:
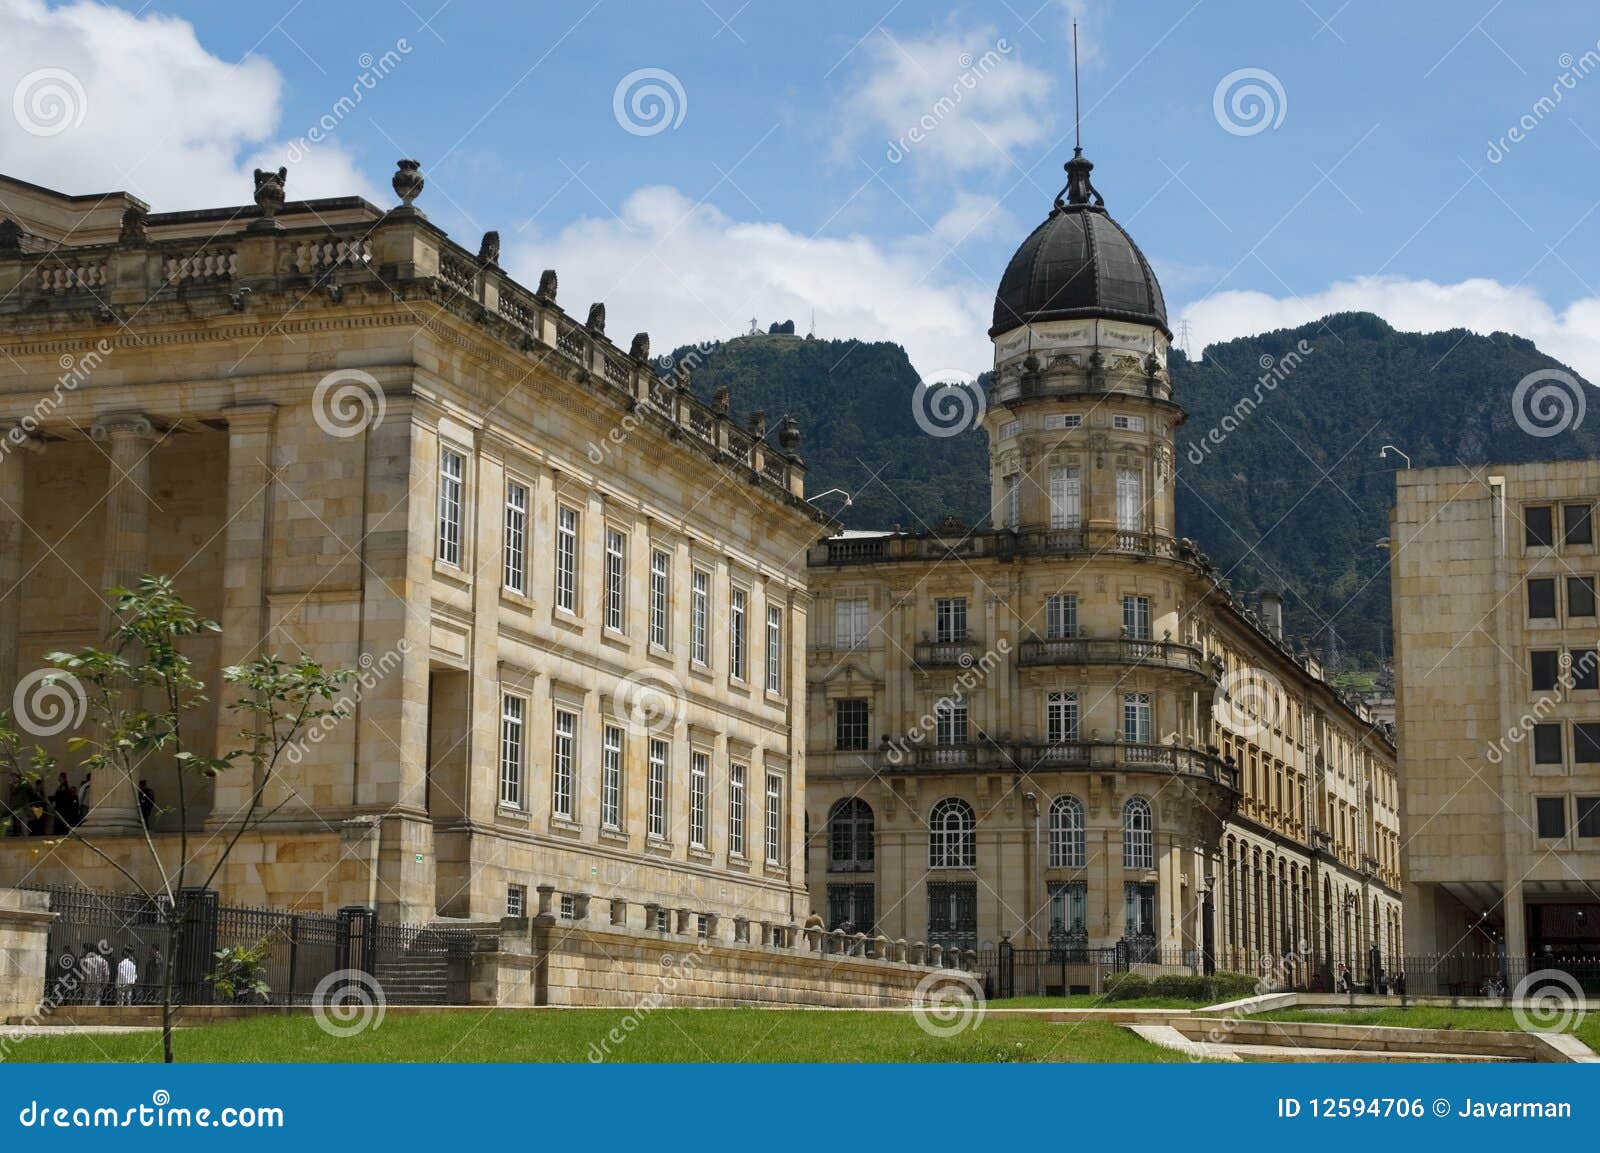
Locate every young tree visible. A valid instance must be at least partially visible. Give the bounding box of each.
[0,576,356,1062]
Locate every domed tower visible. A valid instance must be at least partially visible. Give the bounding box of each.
[985,147,1178,544]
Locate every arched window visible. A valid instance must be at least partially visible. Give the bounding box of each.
[1122,796,1153,869]
[928,798,976,868]
[1048,795,1085,868]
[827,797,875,872]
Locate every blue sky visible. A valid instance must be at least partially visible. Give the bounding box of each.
[5,0,1600,377]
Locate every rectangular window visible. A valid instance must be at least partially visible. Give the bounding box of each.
[1122,594,1151,640]
[1046,593,1078,639]
[936,597,968,643]
[1531,650,1559,692]
[555,505,579,613]
[836,698,870,751]
[729,763,747,857]
[1049,467,1081,531]
[766,604,783,693]
[1047,691,1079,743]
[1048,881,1087,935]
[649,548,671,649]
[999,419,1020,439]
[935,699,968,746]
[647,739,668,841]
[1565,504,1594,545]
[560,893,575,920]
[1123,693,1153,744]
[926,881,978,950]
[601,725,623,830]
[835,597,870,647]
[691,568,710,665]
[1115,468,1143,532]
[729,586,748,681]
[1536,796,1567,839]
[1573,650,1599,691]
[689,751,708,849]
[1569,576,1596,618]
[503,480,528,594]
[1044,413,1081,430]
[1577,796,1600,838]
[1005,474,1021,530]
[604,528,627,633]
[1124,882,1157,939]
[551,708,576,820]
[1575,723,1600,763]
[827,884,875,933]
[1533,723,1563,765]
[1525,505,1554,547]
[505,884,525,918]
[1528,578,1557,619]
[498,693,524,809]
[765,773,783,865]
[1112,413,1145,432]
[437,447,464,566]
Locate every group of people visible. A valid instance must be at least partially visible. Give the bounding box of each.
[58,943,165,1005]
[1328,962,1407,995]
[3,772,158,836]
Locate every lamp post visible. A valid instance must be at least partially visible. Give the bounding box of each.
[1201,874,1216,976]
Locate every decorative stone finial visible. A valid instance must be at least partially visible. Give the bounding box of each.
[673,362,692,390]
[119,206,148,246]
[253,167,287,220]
[586,302,606,334]
[629,332,650,361]
[477,230,500,265]
[712,385,731,416]
[392,159,424,207]
[0,218,23,253]
[536,269,557,302]
[778,414,801,452]
[748,411,767,438]
[1055,147,1103,210]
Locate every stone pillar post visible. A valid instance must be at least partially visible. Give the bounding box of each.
[0,437,31,692]
[609,898,628,927]
[82,413,156,834]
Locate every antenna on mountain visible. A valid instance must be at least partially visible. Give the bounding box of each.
[1073,20,1082,152]
[809,308,815,338]
[1177,318,1194,357]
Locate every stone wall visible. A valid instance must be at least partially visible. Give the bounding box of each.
[0,888,51,1019]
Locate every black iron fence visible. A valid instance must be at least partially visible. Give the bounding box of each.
[29,884,474,1007]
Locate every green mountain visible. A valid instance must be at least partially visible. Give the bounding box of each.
[672,314,1597,666]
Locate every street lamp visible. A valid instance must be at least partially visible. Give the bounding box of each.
[1378,445,1410,469]
[1200,873,1217,976]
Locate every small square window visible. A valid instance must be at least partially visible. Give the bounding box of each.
[1575,723,1600,763]
[1568,577,1596,618]
[1528,579,1557,619]
[1572,651,1599,691]
[505,884,525,918]
[1577,796,1600,838]
[559,893,575,920]
[1566,504,1594,545]
[1531,650,1559,692]
[1536,796,1567,839]
[1525,506,1554,547]
[1533,723,1563,764]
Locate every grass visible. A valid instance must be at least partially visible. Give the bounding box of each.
[1260,1006,1600,1052]
[7,1007,1188,1063]
[987,995,1209,1009]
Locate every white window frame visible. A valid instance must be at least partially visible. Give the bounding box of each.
[552,707,577,820]
[505,884,526,918]
[647,739,668,840]
[1005,473,1021,530]
[604,527,627,634]
[499,692,525,809]
[503,479,528,594]
[766,603,783,694]
[1112,413,1146,432]
[601,724,623,830]
[649,548,671,650]
[765,773,784,865]
[555,504,579,614]
[1123,693,1153,745]
[729,762,747,858]
[935,698,968,746]
[1115,468,1143,533]
[1044,413,1081,430]
[437,446,464,567]
[935,597,967,643]
[1049,467,1081,531]
[1046,593,1077,640]
[689,750,709,849]
[691,568,710,666]
[1122,594,1151,640]
[928,797,976,869]
[1047,691,1079,744]
[835,596,869,647]
[1049,796,1086,869]
[729,585,748,682]
[999,419,1020,440]
[1123,796,1154,870]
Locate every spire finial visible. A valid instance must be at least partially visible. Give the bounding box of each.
[1055,21,1104,211]
[1073,20,1082,154]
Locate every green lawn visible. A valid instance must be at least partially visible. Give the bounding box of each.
[8,1007,1186,1063]
[1261,1006,1600,1052]
[987,995,1208,1009]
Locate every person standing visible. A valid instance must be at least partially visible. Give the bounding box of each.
[143,944,164,1004]
[137,781,156,828]
[51,772,79,833]
[115,949,138,1005]
[80,943,109,1006]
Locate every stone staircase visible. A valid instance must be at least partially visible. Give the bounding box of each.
[1130,1017,1588,1063]
[372,929,470,1006]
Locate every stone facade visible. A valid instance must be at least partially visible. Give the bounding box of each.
[1392,461,1600,959]
[0,888,51,1020]
[0,167,822,941]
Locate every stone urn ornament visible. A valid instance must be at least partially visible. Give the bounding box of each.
[392,159,424,207]
[253,167,287,220]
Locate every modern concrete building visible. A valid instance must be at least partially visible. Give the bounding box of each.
[1393,462,1600,966]
[804,149,1401,988]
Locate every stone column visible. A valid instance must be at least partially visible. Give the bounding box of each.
[0,437,30,693]
[82,413,157,835]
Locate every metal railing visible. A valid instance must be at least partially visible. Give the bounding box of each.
[1017,635,1215,677]
[878,739,1237,789]
[811,526,1190,568]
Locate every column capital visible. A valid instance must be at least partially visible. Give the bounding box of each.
[90,412,156,443]
[221,402,278,433]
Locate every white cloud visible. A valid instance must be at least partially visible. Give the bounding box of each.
[840,22,1056,175]
[0,0,379,212]
[509,185,995,378]
[1178,276,1600,382]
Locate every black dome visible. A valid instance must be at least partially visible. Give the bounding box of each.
[990,153,1168,339]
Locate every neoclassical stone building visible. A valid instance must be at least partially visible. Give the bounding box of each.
[805,150,1402,986]
[0,165,821,934]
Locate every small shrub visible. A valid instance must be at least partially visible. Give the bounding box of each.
[1100,971,1258,1003]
